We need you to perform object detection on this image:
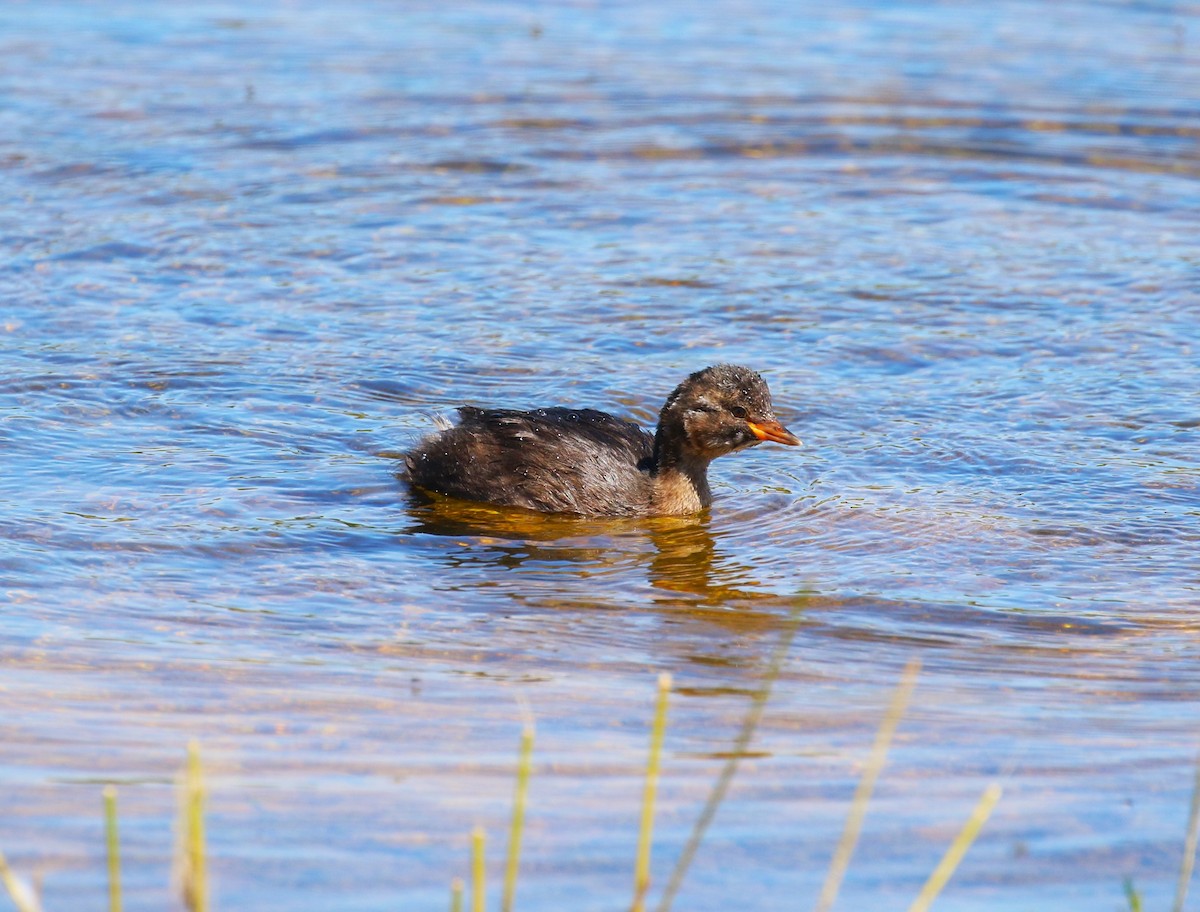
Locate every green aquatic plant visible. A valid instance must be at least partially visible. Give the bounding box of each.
[14,668,1153,912]
[471,825,486,912]
[431,620,999,912]
[815,659,921,912]
[632,672,672,912]
[1173,746,1200,912]
[178,740,209,912]
[103,785,122,912]
[503,724,535,912]
[907,783,1002,912]
[653,608,804,912]
[0,848,43,912]
[1125,877,1144,912]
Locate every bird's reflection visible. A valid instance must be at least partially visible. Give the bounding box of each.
[401,487,817,682]
[403,488,771,606]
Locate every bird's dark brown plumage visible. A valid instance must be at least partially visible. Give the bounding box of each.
[404,364,800,517]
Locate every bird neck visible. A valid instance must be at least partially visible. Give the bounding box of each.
[651,428,712,515]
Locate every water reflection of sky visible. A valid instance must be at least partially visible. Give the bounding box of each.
[2,1,1199,910]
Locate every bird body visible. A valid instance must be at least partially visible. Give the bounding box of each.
[405,365,799,517]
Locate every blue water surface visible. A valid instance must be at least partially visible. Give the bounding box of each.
[2,1,1199,910]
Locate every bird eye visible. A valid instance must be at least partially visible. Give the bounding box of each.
[730,405,748,419]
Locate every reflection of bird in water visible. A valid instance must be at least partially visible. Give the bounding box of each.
[405,365,800,517]
[404,491,811,689]
[404,493,775,607]
[644,519,769,605]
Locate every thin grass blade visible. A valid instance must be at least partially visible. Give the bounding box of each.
[632,672,672,912]
[472,826,486,912]
[0,851,43,912]
[654,606,804,912]
[179,740,209,912]
[502,724,535,912]
[1172,746,1200,912]
[906,783,1002,912]
[104,785,123,912]
[814,658,921,912]
[1123,877,1143,912]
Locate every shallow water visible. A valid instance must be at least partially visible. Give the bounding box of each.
[2,1,1199,910]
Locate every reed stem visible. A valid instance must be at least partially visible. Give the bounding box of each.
[471,826,486,912]
[181,740,208,912]
[654,606,804,912]
[1172,746,1200,912]
[0,850,41,912]
[1123,878,1143,912]
[502,725,535,912]
[906,783,1002,912]
[451,876,464,912]
[814,658,921,912]
[632,672,672,912]
[103,785,123,912]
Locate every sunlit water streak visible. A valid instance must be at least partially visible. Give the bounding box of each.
[2,1,1199,910]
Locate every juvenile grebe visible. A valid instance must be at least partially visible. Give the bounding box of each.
[404,364,800,516]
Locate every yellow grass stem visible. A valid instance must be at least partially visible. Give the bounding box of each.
[471,826,486,912]
[0,850,41,912]
[654,606,805,912]
[1124,878,1143,912]
[906,783,1002,912]
[103,785,123,912]
[1172,746,1200,912]
[451,876,464,912]
[181,740,209,912]
[632,672,672,912]
[502,724,535,912]
[814,658,921,912]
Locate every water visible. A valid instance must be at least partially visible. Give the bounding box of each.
[2,1,1199,909]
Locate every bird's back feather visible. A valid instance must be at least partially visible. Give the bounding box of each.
[406,407,655,515]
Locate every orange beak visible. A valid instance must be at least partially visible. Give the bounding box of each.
[746,419,801,446]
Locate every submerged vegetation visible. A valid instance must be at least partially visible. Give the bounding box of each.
[2,649,1196,912]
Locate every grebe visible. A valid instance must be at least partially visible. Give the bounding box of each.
[404,364,800,517]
